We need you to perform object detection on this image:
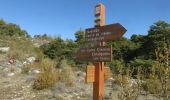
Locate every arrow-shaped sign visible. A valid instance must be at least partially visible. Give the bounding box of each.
[85,23,127,42]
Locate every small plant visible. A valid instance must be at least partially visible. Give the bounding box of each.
[145,44,170,99]
[117,66,141,100]
[154,44,170,99]
[21,64,32,74]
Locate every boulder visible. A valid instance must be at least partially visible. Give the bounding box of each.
[0,47,10,53]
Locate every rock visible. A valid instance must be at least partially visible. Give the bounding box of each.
[52,82,66,93]
[29,69,40,75]
[0,47,10,53]
[109,77,115,81]
[7,73,15,76]
[77,96,80,99]
[25,75,35,83]
[48,95,54,99]
[27,57,35,63]
[2,81,10,84]
[23,61,27,65]
[15,60,23,67]
[76,71,86,77]
[54,94,71,100]
[128,79,137,87]
[32,69,40,74]
[140,91,147,96]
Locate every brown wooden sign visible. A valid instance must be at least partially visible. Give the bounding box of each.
[76,46,112,62]
[86,65,95,83]
[86,65,111,83]
[85,23,126,42]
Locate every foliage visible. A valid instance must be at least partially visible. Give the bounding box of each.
[41,36,65,59]
[109,59,125,75]
[107,37,138,62]
[135,21,170,59]
[41,36,77,61]
[129,59,158,77]
[74,28,85,45]
[0,19,30,37]
[34,33,52,40]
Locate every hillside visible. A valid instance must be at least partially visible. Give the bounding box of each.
[0,19,170,100]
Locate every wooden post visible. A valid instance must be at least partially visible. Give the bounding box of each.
[93,3,105,100]
[76,2,126,99]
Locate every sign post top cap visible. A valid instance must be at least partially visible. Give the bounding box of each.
[95,3,105,7]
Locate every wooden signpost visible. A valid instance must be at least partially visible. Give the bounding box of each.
[76,3,126,100]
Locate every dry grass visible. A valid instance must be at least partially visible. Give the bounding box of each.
[0,36,43,61]
[33,59,76,90]
[33,59,59,90]
[114,45,170,100]
[59,60,76,87]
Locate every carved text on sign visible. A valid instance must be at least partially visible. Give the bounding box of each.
[85,23,127,42]
[76,46,112,62]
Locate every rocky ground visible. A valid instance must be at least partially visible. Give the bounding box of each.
[0,53,164,100]
[0,65,110,100]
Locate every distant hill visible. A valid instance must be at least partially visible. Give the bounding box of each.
[0,19,30,37]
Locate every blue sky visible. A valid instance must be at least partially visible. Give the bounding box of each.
[0,0,170,40]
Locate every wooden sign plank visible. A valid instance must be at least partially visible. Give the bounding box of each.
[86,65,111,83]
[85,23,126,42]
[76,46,112,62]
[86,65,95,83]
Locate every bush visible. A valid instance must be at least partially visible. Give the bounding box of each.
[33,59,59,90]
[109,59,125,75]
[129,59,158,77]
[59,60,75,87]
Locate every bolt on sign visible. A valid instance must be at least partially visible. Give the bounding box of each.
[76,46,112,62]
[86,65,111,83]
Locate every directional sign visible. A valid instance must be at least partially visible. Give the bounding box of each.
[85,23,126,42]
[86,65,95,83]
[76,46,112,62]
[86,65,111,83]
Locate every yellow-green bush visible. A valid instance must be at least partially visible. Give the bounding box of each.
[33,59,59,90]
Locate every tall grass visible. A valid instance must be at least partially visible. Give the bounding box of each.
[33,59,59,90]
[59,60,75,87]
